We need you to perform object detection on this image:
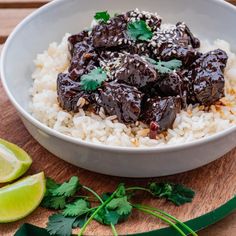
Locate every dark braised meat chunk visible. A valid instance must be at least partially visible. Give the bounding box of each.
[175,22,200,48]
[157,71,188,107]
[98,51,126,80]
[189,49,228,105]
[160,45,201,66]
[98,82,143,123]
[141,96,182,136]
[128,42,151,56]
[176,22,200,49]
[68,30,89,54]
[57,73,95,112]
[115,54,158,88]
[126,9,162,31]
[69,38,98,81]
[91,14,130,49]
[149,22,201,64]
[158,72,184,96]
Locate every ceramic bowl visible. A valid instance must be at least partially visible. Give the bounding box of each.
[1,0,236,177]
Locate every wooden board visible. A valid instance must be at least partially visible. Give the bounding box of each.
[0,0,236,235]
[0,81,235,236]
[0,0,48,8]
[0,9,35,43]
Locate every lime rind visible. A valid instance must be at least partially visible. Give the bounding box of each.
[0,139,32,163]
[0,172,45,223]
[0,139,32,183]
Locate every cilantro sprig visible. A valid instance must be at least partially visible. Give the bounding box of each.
[146,57,183,74]
[149,182,195,206]
[80,68,107,91]
[94,11,111,23]
[41,177,80,210]
[41,177,197,236]
[127,20,153,41]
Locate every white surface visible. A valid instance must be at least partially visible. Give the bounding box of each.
[1,0,236,177]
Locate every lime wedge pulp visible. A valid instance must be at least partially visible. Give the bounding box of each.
[0,172,45,223]
[0,138,32,183]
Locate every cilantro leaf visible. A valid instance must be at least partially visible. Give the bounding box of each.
[107,196,132,215]
[94,11,110,23]
[45,178,60,195]
[63,199,91,217]
[104,211,120,225]
[159,60,183,70]
[46,214,76,236]
[80,68,107,91]
[94,185,132,226]
[146,57,182,74]
[114,184,126,198]
[41,178,67,210]
[72,215,88,229]
[127,20,153,41]
[167,184,195,206]
[50,196,67,210]
[53,176,80,197]
[149,183,195,206]
[94,209,121,225]
[41,195,66,210]
[93,208,109,225]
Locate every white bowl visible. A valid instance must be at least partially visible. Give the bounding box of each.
[1,0,236,177]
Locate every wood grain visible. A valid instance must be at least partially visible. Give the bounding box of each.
[0,82,235,235]
[227,0,236,5]
[0,0,48,8]
[0,9,35,43]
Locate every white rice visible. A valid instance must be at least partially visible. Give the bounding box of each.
[30,34,236,147]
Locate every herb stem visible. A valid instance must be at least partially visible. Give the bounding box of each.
[126,186,152,193]
[79,186,120,236]
[135,204,198,236]
[111,223,118,236]
[72,195,98,201]
[133,205,187,236]
[83,185,118,236]
[82,186,103,203]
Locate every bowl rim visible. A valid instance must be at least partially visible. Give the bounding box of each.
[1,0,236,153]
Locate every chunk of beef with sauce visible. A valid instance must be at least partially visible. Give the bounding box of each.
[69,38,99,81]
[125,10,162,55]
[128,42,151,56]
[68,30,89,54]
[57,73,96,112]
[149,22,201,65]
[157,71,189,107]
[91,14,131,49]
[91,10,162,52]
[98,51,126,80]
[126,9,162,31]
[115,54,158,88]
[98,82,143,123]
[175,22,200,48]
[160,45,201,66]
[141,97,182,138]
[189,49,228,105]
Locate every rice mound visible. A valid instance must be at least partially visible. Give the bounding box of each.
[30,34,236,147]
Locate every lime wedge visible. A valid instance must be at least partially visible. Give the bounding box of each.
[0,172,45,223]
[0,139,32,183]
